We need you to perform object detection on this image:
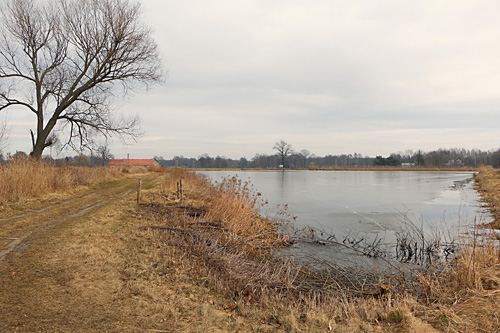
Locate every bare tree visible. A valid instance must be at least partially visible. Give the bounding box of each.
[273,139,293,168]
[298,149,311,168]
[95,144,114,166]
[0,0,162,159]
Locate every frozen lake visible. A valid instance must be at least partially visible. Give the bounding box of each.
[202,170,490,247]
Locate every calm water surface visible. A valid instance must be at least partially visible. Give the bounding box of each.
[202,170,490,245]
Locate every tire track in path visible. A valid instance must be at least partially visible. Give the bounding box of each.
[0,174,153,262]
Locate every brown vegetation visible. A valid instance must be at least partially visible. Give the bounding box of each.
[134,168,500,331]
[1,165,499,331]
[474,166,500,228]
[0,158,143,205]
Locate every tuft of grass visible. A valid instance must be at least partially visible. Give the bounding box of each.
[386,309,404,323]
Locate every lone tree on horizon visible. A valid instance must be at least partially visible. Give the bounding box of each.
[273,139,293,168]
[0,0,163,159]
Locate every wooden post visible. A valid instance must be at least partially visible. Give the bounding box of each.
[179,179,183,200]
[137,179,142,203]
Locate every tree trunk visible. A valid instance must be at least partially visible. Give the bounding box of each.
[30,144,44,160]
[30,131,50,160]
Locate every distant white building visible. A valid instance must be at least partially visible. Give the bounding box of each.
[446,159,463,166]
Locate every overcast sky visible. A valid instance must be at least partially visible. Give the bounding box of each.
[4,0,500,159]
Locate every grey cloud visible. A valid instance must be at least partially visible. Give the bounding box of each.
[7,0,500,158]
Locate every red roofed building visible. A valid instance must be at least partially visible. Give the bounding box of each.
[109,159,160,167]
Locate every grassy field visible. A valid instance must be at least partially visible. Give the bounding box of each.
[0,158,145,209]
[0,163,499,331]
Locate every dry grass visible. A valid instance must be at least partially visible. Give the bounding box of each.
[0,158,144,205]
[412,232,500,332]
[132,167,500,332]
[474,166,500,228]
[1,165,498,331]
[1,173,264,332]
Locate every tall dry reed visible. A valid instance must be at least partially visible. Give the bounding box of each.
[0,158,135,204]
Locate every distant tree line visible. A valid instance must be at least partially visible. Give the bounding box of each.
[153,147,500,169]
[2,145,500,169]
[390,148,500,168]
[0,145,113,167]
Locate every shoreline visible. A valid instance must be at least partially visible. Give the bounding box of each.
[190,166,479,172]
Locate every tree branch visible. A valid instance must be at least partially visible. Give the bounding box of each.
[0,94,37,114]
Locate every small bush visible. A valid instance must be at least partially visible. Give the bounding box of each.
[387,309,404,323]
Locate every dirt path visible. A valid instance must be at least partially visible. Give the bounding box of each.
[0,186,133,262]
[0,173,159,331]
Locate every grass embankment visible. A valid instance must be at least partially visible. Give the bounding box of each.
[0,159,144,208]
[136,168,500,332]
[475,166,500,228]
